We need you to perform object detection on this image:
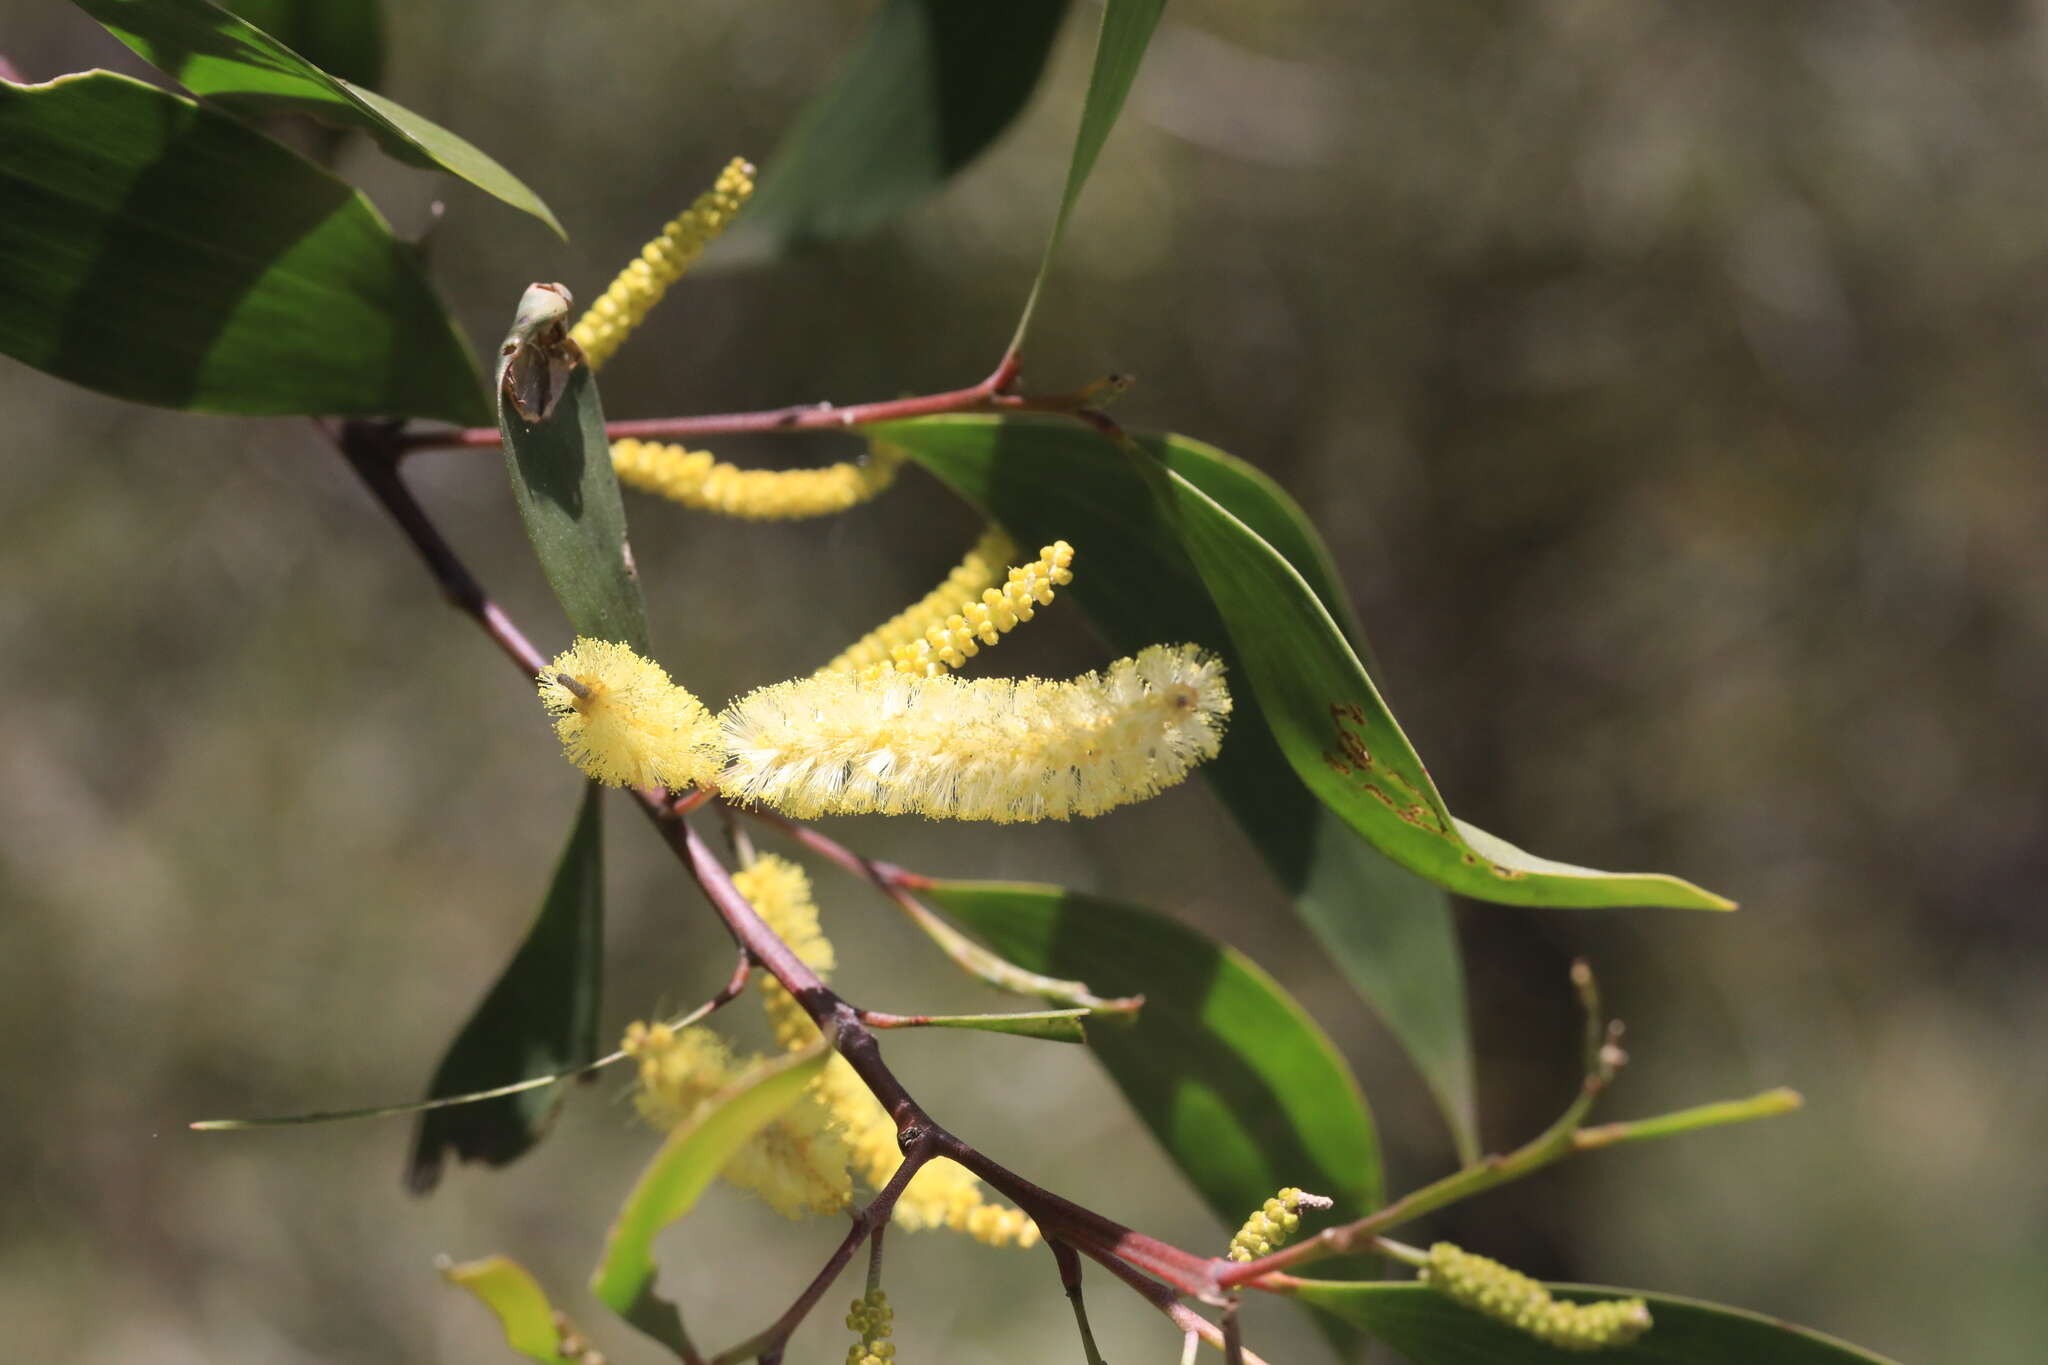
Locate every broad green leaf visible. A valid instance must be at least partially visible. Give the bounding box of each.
[881,416,1732,909]
[408,782,605,1193]
[591,1042,830,1353]
[0,70,486,423]
[440,1255,584,1365]
[225,0,382,89]
[75,0,563,235]
[875,415,1477,1156]
[1010,0,1166,350]
[496,285,651,654]
[1291,1281,1903,1365]
[875,1008,1093,1043]
[737,0,1070,252]
[922,881,1381,1234]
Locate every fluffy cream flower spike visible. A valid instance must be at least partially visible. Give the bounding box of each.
[734,856,1038,1248]
[569,156,754,370]
[1423,1242,1652,1351]
[610,438,904,520]
[880,540,1074,678]
[820,526,1017,675]
[538,638,722,792]
[720,643,1231,823]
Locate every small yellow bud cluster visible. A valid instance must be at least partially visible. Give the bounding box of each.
[538,639,722,793]
[845,1288,895,1365]
[570,157,755,370]
[1423,1242,1652,1352]
[821,526,1017,675]
[1227,1187,1330,1262]
[610,439,905,520]
[884,541,1075,677]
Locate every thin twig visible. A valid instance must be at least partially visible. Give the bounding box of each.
[711,1142,932,1364]
[1050,1240,1110,1365]
[1220,1298,1244,1365]
[398,353,1029,453]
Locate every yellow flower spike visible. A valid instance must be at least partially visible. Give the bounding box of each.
[1423,1242,1652,1352]
[728,855,1037,1243]
[733,855,835,976]
[621,1021,734,1131]
[621,1020,853,1218]
[886,540,1075,678]
[570,156,755,370]
[720,643,1232,823]
[720,1094,855,1218]
[1227,1186,1331,1261]
[821,525,1017,675]
[538,638,722,792]
[610,439,906,520]
[736,854,839,1051]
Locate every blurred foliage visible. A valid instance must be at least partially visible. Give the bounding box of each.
[2,3,2044,1364]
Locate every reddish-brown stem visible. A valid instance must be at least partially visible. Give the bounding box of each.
[337,422,547,675]
[730,802,930,889]
[710,1140,932,1365]
[398,352,1026,453]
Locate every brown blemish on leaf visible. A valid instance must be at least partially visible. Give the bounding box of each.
[1324,700,1454,839]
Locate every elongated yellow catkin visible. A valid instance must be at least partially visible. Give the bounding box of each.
[885,540,1074,678]
[1423,1242,1652,1351]
[570,157,755,369]
[719,643,1231,823]
[610,439,904,520]
[820,526,1017,675]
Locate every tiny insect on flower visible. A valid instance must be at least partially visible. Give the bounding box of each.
[537,638,722,792]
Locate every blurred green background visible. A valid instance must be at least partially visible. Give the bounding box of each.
[4,3,2044,1362]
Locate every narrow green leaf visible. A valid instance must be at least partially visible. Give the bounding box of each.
[408,782,605,1193]
[0,70,486,422]
[1009,0,1166,350]
[923,880,1381,1235]
[876,414,1477,1157]
[736,0,1070,252]
[74,0,563,235]
[440,1255,585,1365]
[872,1008,1093,1043]
[591,1042,830,1353]
[887,886,1133,1011]
[223,0,382,89]
[496,284,651,654]
[1150,455,1734,911]
[1291,1281,1903,1365]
